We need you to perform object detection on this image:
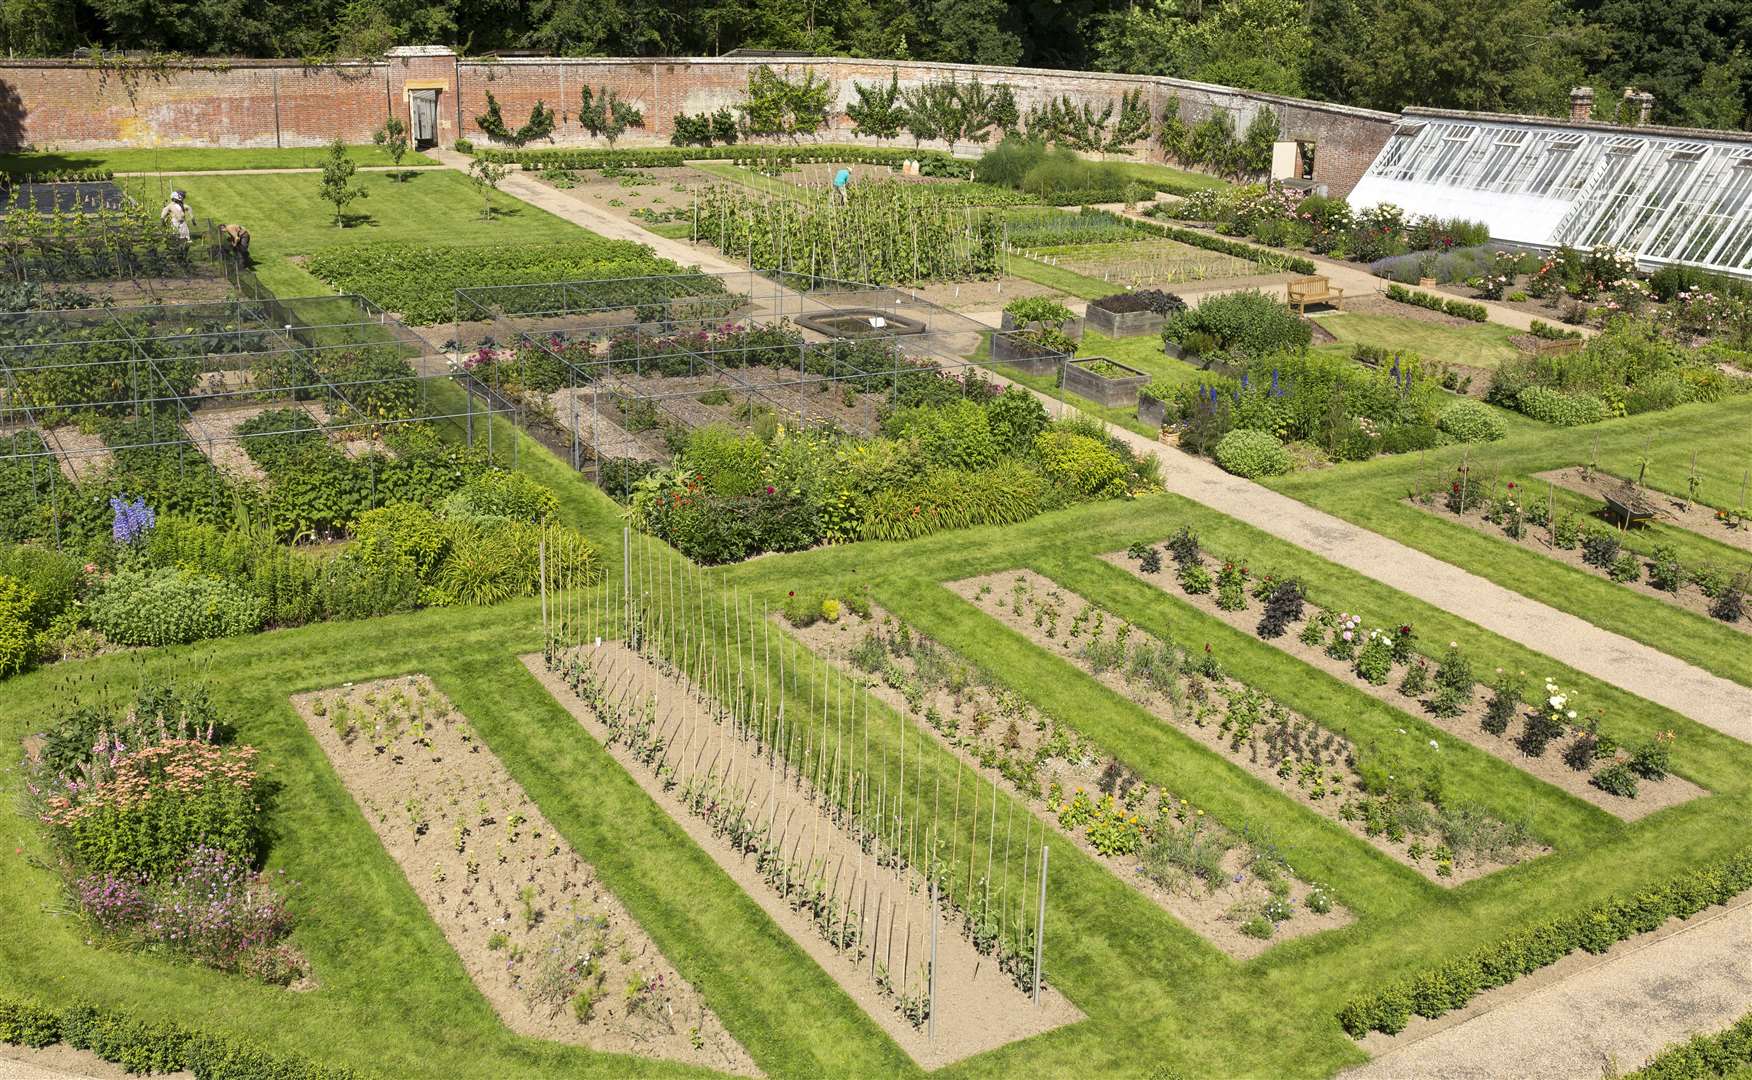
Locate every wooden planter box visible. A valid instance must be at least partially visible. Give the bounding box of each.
[1000,310,1084,343]
[1137,391,1168,429]
[991,332,1070,376]
[1085,303,1166,338]
[1062,356,1149,408]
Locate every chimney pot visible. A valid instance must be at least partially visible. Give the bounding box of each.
[1569,86,1594,122]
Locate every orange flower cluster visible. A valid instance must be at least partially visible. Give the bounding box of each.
[39,740,259,827]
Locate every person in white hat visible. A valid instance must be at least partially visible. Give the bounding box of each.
[161,190,191,241]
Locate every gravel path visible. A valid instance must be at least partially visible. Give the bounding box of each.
[1346,892,1752,1079]
[433,149,1752,743]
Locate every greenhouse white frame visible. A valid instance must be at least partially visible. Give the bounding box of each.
[1349,108,1752,278]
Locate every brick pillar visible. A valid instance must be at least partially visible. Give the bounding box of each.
[1569,87,1594,122]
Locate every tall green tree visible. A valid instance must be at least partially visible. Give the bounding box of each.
[1356,0,1558,113]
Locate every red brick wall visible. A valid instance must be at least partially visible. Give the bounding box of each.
[0,54,1396,195]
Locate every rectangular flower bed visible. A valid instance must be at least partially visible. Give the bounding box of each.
[1061,356,1149,408]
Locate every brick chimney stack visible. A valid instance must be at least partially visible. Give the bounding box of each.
[1569,86,1594,122]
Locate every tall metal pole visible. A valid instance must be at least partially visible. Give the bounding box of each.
[1032,844,1048,1005]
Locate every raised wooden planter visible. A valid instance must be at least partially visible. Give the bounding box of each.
[1137,390,1168,429]
[991,332,1070,376]
[1062,356,1149,408]
[1084,302,1166,338]
[1000,310,1084,343]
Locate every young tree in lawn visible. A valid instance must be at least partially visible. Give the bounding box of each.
[468,156,508,221]
[372,116,410,181]
[318,138,368,226]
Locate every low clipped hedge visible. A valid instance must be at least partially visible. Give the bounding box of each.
[0,993,363,1079]
[474,143,967,173]
[1384,283,1488,322]
[1437,399,1508,443]
[1337,848,1752,1038]
[1131,217,1316,275]
[1630,1011,1752,1079]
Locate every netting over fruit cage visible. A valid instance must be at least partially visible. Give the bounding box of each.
[0,292,515,546]
[453,271,1058,481]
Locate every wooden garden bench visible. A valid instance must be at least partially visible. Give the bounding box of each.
[1287,275,1345,314]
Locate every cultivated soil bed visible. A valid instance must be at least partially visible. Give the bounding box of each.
[525,644,1082,1070]
[956,570,1545,885]
[599,366,885,436]
[545,386,668,462]
[1105,548,1709,821]
[292,676,754,1073]
[1536,466,1752,555]
[788,606,1354,959]
[40,424,111,482]
[1404,495,1752,637]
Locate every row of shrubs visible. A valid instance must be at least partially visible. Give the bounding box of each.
[472,142,966,173]
[0,993,361,1079]
[0,470,598,679]
[624,374,1157,563]
[1486,317,1749,426]
[1628,1011,1752,1080]
[1160,187,1489,265]
[1336,846,1752,1037]
[1384,283,1488,322]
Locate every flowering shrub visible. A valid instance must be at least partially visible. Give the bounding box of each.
[37,737,264,879]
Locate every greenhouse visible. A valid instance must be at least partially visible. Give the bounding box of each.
[1349,107,1752,278]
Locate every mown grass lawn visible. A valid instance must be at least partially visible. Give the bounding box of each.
[167,169,602,297]
[1310,311,1522,370]
[1269,395,1752,687]
[6,403,1750,1080]
[0,144,436,174]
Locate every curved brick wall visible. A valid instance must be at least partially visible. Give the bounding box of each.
[0,53,1396,196]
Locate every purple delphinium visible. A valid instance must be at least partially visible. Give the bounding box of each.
[108,495,155,544]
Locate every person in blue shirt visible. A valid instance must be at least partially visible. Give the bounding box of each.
[832,167,851,205]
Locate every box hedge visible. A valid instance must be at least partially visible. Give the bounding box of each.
[1337,848,1752,1038]
[0,993,363,1079]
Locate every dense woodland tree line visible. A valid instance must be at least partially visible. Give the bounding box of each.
[0,0,1746,130]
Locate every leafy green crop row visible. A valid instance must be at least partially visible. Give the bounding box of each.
[305,239,685,325]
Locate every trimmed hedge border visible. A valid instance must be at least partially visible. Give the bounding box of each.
[1384,283,1488,322]
[1630,1012,1752,1080]
[0,994,364,1080]
[1127,217,1317,275]
[474,143,967,173]
[1337,848,1752,1038]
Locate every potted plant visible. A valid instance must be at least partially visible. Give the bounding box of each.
[1061,356,1149,407]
